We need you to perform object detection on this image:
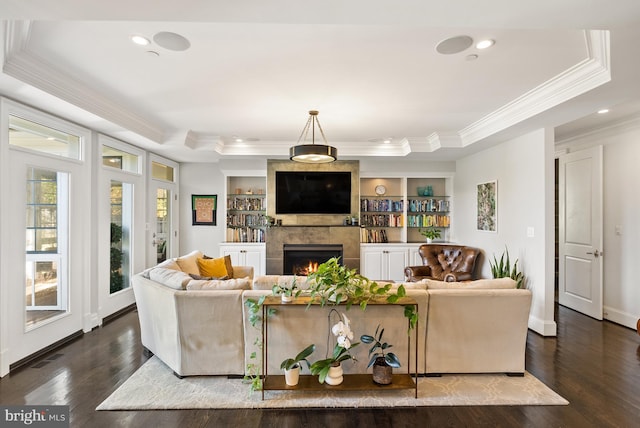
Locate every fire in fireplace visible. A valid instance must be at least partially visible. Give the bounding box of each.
[283,244,343,276]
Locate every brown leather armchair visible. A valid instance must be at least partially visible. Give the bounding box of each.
[405,244,480,282]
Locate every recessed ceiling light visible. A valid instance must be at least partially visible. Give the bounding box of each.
[130,35,150,46]
[466,54,479,61]
[597,109,610,114]
[146,51,160,57]
[383,138,392,144]
[476,39,495,50]
[235,138,243,143]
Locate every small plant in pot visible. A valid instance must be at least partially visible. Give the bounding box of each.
[360,324,401,385]
[272,276,301,302]
[280,343,315,386]
[419,227,441,243]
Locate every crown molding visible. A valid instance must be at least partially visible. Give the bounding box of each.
[556,113,640,147]
[3,20,165,144]
[459,29,611,145]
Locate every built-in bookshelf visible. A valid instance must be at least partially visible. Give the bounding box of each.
[359,176,452,244]
[360,178,404,243]
[226,176,267,243]
[406,177,451,243]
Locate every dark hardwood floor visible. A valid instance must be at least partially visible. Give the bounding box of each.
[1,305,639,427]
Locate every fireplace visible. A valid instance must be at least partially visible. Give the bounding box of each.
[283,244,343,276]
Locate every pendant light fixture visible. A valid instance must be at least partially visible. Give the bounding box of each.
[289,110,337,163]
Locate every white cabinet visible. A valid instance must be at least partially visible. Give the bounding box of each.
[360,244,411,282]
[220,243,266,276]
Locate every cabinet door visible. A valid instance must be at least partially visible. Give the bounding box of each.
[220,247,243,266]
[361,249,385,281]
[408,246,423,267]
[385,248,409,282]
[243,248,265,276]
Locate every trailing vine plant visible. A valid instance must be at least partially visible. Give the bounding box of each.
[243,296,276,394]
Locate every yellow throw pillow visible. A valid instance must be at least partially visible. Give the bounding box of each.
[203,254,234,278]
[197,257,229,278]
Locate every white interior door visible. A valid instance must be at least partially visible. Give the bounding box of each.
[558,146,603,319]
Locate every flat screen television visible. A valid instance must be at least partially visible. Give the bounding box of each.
[275,171,351,214]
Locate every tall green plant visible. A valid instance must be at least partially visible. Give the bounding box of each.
[489,247,524,288]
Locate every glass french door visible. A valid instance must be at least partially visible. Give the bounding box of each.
[147,156,179,268]
[25,167,69,326]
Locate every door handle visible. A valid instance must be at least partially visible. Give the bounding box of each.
[586,249,602,257]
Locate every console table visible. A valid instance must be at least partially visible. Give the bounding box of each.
[261,295,419,400]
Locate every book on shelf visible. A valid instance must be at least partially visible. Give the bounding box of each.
[407,214,450,228]
[360,228,389,243]
[226,227,265,243]
[407,198,449,213]
[227,196,266,211]
[360,198,404,212]
[361,213,403,227]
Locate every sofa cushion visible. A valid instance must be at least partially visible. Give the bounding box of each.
[252,275,313,291]
[424,277,517,290]
[176,250,203,275]
[186,277,251,291]
[140,258,180,278]
[197,257,231,278]
[149,267,193,290]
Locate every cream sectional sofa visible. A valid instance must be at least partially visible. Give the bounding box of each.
[132,253,532,378]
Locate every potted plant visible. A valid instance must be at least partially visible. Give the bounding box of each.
[307,257,419,330]
[490,246,525,288]
[419,227,441,243]
[272,276,301,302]
[280,343,316,386]
[360,324,401,385]
[309,311,359,385]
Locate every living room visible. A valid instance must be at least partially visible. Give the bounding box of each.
[1,1,640,425]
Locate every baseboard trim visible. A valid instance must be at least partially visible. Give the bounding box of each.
[102,303,137,326]
[9,330,83,373]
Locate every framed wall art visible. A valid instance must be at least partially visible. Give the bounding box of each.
[477,180,497,232]
[192,194,217,226]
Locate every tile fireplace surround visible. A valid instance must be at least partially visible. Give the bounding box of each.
[265,226,360,274]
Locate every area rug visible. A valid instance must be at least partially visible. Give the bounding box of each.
[97,357,568,410]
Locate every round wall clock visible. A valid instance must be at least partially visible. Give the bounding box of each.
[374,184,387,196]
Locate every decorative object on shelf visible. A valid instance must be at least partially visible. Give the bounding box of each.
[289,110,337,163]
[310,310,359,385]
[490,246,524,289]
[280,343,316,386]
[477,180,497,232]
[191,194,217,226]
[272,276,302,302]
[374,184,387,195]
[360,324,401,385]
[419,227,441,243]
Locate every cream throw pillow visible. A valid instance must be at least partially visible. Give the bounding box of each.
[149,267,193,290]
[176,250,203,275]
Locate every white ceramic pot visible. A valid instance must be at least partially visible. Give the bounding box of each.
[284,366,300,386]
[281,294,294,303]
[325,364,344,386]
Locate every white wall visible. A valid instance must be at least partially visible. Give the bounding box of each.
[454,129,556,336]
[557,118,640,329]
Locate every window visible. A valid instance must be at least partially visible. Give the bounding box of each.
[152,161,174,182]
[9,115,81,159]
[110,181,132,294]
[102,145,140,173]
